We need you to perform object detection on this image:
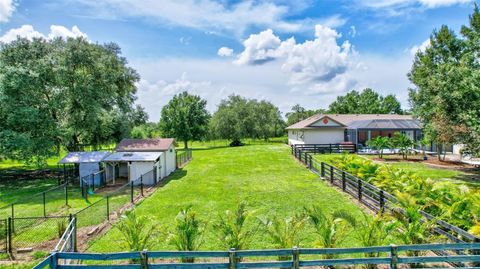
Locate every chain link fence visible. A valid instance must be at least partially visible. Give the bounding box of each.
[0,219,7,254]
[176,149,192,168]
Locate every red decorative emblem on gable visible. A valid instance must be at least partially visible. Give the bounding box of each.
[322,118,329,124]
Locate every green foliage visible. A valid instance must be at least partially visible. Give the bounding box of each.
[409,5,480,156]
[114,211,159,252]
[328,88,404,114]
[159,91,210,149]
[130,123,161,139]
[285,104,324,126]
[213,202,257,250]
[304,206,356,252]
[0,37,145,163]
[169,207,205,262]
[319,154,480,232]
[366,136,391,159]
[390,132,415,159]
[210,95,285,144]
[261,214,307,260]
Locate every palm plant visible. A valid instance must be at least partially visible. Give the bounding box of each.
[367,136,391,159]
[391,132,415,159]
[213,202,257,251]
[304,206,356,259]
[169,206,205,262]
[115,211,159,252]
[356,213,399,269]
[260,214,307,261]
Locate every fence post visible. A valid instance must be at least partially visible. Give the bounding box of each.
[379,190,385,215]
[73,216,77,252]
[50,252,58,269]
[43,192,47,217]
[229,248,236,269]
[140,250,148,269]
[321,162,325,177]
[330,166,334,183]
[390,244,398,269]
[358,179,362,201]
[329,143,332,153]
[7,217,12,256]
[130,181,134,203]
[140,175,144,196]
[106,196,110,221]
[293,246,300,269]
[65,183,68,207]
[308,155,313,169]
[342,171,346,191]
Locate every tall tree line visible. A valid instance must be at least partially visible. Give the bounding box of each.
[0,37,146,164]
[409,5,480,156]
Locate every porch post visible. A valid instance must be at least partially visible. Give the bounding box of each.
[367,130,371,141]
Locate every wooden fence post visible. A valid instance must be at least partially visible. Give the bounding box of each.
[357,179,362,201]
[140,250,148,269]
[140,175,144,196]
[293,246,300,269]
[7,217,12,256]
[229,248,236,269]
[330,166,334,183]
[130,181,134,203]
[308,155,313,169]
[342,172,346,191]
[321,162,325,177]
[379,190,385,215]
[390,244,398,269]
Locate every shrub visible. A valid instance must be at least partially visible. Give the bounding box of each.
[229,139,244,147]
[367,136,391,159]
[169,207,205,262]
[260,214,307,260]
[213,202,257,251]
[114,211,160,252]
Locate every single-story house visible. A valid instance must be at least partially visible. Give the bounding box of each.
[102,138,176,185]
[286,114,422,147]
[58,151,111,186]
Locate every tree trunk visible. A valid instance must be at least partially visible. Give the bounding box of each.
[437,143,442,161]
[184,140,188,149]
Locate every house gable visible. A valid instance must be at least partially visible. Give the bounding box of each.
[308,116,345,127]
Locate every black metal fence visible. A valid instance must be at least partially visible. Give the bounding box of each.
[1,215,71,256]
[292,143,357,154]
[291,145,480,245]
[80,170,106,198]
[0,183,71,219]
[75,169,154,229]
[176,149,193,168]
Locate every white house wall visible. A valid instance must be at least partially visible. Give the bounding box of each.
[288,130,305,145]
[303,129,345,144]
[166,145,176,175]
[129,161,155,185]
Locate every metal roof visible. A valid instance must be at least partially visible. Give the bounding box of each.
[115,138,175,152]
[102,152,162,162]
[348,119,422,129]
[286,114,417,130]
[58,151,111,164]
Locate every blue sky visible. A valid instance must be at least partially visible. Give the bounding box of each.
[0,0,476,120]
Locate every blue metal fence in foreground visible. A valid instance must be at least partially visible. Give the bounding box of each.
[34,243,480,269]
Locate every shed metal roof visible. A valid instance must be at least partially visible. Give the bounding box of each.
[58,151,111,164]
[115,138,175,152]
[102,152,162,162]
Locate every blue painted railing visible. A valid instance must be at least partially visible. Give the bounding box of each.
[34,243,480,269]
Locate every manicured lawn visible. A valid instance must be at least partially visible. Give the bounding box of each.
[88,143,372,252]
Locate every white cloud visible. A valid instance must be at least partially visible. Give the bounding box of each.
[349,26,357,37]
[0,24,87,43]
[72,0,341,36]
[0,0,15,23]
[357,0,472,9]
[217,47,234,57]
[0,25,44,43]
[409,38,430,56]
[419,0,472,7]
[48,25,87,40]
[232,25,357,95]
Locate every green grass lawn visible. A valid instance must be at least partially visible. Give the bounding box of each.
[88,143,374,252]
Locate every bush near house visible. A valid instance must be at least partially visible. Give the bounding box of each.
[314,153,480,235]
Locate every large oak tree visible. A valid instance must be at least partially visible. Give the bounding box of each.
[0,37,145,164]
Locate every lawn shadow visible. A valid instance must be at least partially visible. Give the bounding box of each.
[157,168,188,186]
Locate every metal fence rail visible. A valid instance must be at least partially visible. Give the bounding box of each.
[176,149,193,168]
[33,243,480,269]
[291,145,480,245]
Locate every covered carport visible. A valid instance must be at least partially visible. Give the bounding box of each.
[102,152,162,185]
